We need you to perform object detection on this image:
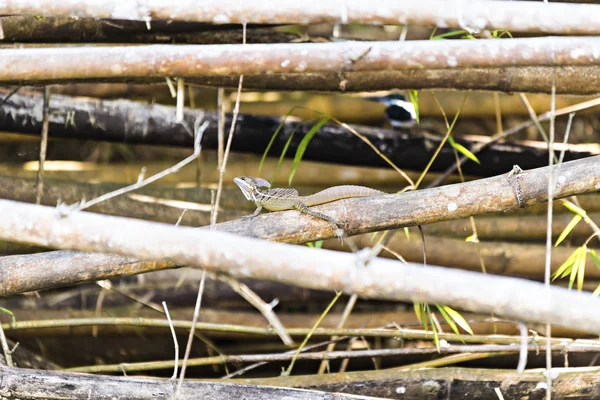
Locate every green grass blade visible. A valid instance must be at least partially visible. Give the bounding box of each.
[413,302,424,323]
[577,247,587,291]
[283,290,342,376]
[270,120,312,183]
[258,106,303,174]
[590,250,600,269]
[440,305,474,335]
[552,249,578,281]
[0,307,16,324]
[568,247,585,290]
[555,215,583,247]
[408,90,420,123]
[288,118,329,185]
[561,200,587,217]
[436,305,459,336]
[427,308,440,352]
[448,135,480,164]
[430,29,468,40]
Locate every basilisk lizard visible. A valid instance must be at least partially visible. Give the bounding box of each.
[234,176,385,237]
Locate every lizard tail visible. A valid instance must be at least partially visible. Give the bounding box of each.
[302,185,385,207]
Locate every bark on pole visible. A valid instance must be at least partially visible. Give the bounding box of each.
[0,175,600,332]
[2,0,600,35]
[2,38,600,84]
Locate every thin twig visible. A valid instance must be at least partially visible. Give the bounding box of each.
[516,322,528,373]
[317,293,358,374]
[428,96,600,188]
[283,291,343,376]
[0,86,20,107]
[175,271,206,399]
[544,71,557,400]
[176,78,185,122]
[217,88,226,168]
[74,120,208,212]
[162,301,179,381]
[64,341,600,374]
[219,275,294,346]
[0,321,13,367]
[211,23,246,226]
[35,87,51,205]
[222,337,350,379]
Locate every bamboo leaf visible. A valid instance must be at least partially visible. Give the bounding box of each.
[440,305,474,335]
[270,120,314,183]
[568,247,586,290]
[555,214,583,247]
[448,135,480,164]
[0,307,16,324]
[258,106,304,174]
[436,305,460,337]
[561,200,587,218]
[428,309,440,352]
[430,29,468,40]
[413,302,424,323]
[408,90,420,123]
[552,249,580,281]
[288,118,329,185]
[590,250,600,270]
[577,247,588,291]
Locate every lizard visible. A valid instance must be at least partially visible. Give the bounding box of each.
[233,176,385,237]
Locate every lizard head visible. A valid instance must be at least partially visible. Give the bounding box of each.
[233,176,271,201]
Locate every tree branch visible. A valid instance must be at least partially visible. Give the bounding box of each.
[218,156,600,243]
[3,0,600,35]
[189,67,600,95]
[0,160,600,331]
[1,92,596,178]
[2,38,600,84]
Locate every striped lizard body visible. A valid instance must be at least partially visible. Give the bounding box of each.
[234,176,384,236]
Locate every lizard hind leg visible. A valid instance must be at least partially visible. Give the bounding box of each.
[293,203,344,239]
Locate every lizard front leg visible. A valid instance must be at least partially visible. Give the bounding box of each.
[294,203,344,238]
[242,204,263,219]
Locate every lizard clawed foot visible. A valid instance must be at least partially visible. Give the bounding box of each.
[335,228,345,240]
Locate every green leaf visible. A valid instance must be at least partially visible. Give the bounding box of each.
[491,30,513,39]
[0,307,16,324]
[590,250,600,270]
[430,29,468,40]
[448,135,480,164]
[413,302,423,323]
[436,305,459,336]
[555,215,583,247]
[465,234,478,243]
[258,106,303,174]
[428,309,440,352]
[288,118,329,185]
[270,120,310,183]
[440,305,474,335]
[314,240,323,249]
[577,246,587,291]
[568,247,586,290]
[593,284,600,297]
[552,248,580,281]
[561,200,587,218]
[408,90,420,123]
